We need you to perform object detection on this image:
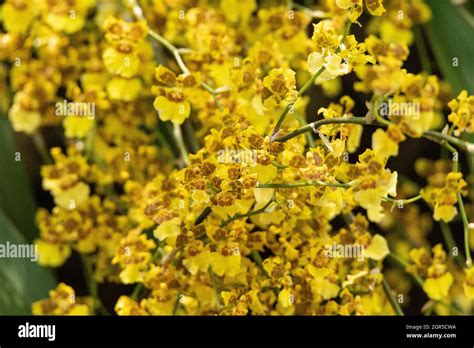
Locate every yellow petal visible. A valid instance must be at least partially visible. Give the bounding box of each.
[364,234,389,260]
[310,278,340,300]
[154,217,182,241]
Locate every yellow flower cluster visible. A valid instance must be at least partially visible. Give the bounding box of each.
[408,244,454,301]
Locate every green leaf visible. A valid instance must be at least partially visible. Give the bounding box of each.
[425,0,474,94]
[0,114,38,241]
[0,211,56,314]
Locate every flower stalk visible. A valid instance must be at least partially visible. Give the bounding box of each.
[270,20,352,141]
[80,254,109,315]
[369,259,404,316]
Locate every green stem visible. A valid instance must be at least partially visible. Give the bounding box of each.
[250,250,273,280]
[250,250,264,268]
[272,160,288,169]
[257,180,351,189]
[148,30,190,75]
[80,254,97,300]
[291,2,328,18]
[155,127,175,156]
[32,132,52,164]
[436,301,465,315]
